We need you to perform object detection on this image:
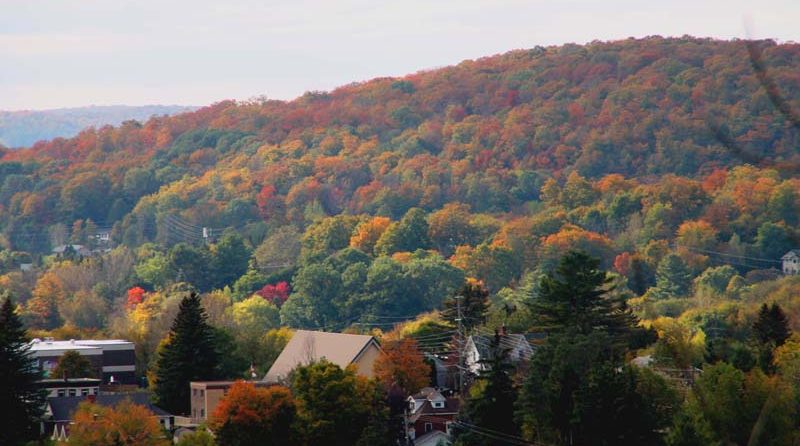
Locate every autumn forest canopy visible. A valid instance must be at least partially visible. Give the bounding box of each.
[1,34,800,446]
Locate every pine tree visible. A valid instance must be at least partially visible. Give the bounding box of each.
[442,282,489,333]
[153,292,220,415]
[453,332,519,446]
[529,250,639,349]
[753,303,791,347]
[0,297,46,445]
[654,253,692,298]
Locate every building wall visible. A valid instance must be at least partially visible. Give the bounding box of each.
[784,257,799,275]
[354,343,381,378]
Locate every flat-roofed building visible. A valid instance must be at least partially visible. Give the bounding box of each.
[36,378,101,398]
[29,338,136,384]
[189,381,274,423]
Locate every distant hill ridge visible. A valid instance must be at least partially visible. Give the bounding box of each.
[0,36,798,254]
[0,105,197,148]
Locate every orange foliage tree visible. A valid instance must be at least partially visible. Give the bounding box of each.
[210,381,296,446]
[373,337,431,394]
[67,400,169,446]
[349,216,391,254]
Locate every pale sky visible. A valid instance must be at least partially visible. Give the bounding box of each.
[1,0,798,110]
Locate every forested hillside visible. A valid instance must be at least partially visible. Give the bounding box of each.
[0,36,798,377]
[0,105,196,148]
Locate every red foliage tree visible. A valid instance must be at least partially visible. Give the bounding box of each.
[126,286,146,308]
[256,282,291,307]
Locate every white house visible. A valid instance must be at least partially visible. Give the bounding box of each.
[463,329,534,375]
[782,250,800,275]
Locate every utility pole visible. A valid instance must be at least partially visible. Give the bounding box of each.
[455,294,465,394]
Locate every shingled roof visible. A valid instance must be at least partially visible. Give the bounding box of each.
[263,330,380,382]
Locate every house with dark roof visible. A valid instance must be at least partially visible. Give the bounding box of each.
[407,387,459,443]
[263,330,381,383]
[783,250,800,275]
[463,329,534,375]
[44,393,173,441]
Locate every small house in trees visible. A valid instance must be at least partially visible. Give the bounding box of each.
[782,250,800,275]
[263,330,382,383]
[51,244,92,258]
[43,393,174,440]
[463,329,534,375]
[407,387,459,442]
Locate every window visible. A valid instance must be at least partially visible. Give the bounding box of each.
[424,423,433,433]
[432,401,444,409]
[200,409,205,418]
[57,389,65,397]
[192,389,197,396]
[81,388,89,396]
[200,389,204,397]
[68,389,77,397]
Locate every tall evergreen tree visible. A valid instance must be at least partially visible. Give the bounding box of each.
[453,332,519,446]
[529,250,639,349]
[753,303,791,347]
[653,253,692,298]
[153,292,220,415]
[0,297,46,445]
[442,282,489,333]
[752,302,792,372]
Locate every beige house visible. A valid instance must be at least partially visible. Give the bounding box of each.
[264,330,381,383]
[190,381,273,423]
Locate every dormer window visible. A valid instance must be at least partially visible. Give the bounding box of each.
[432,401,445,409]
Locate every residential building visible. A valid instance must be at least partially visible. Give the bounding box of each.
[44,393,173,441]
[29,338,137,384]
[35,378,101,398]
[189,380,273,424]
[414,430,451,446]
[407,387,459,442]
[463,329,534,375]
[264,330,381,383]
[783,250,800,275]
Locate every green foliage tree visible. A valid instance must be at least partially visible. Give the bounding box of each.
[675,362,796,446]
[281,263,342,328]
[374,208,431,255]
[756,222,795,261]
[291,360,391,446]
[211,233,251,290]
[0,297,46,445]
[52,350,95,379]
[175,429,216,446]
[153,292,221,415]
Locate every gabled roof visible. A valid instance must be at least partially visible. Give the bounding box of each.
[782,250,800,260]
[414,430,451,446]
[467,334,533,360]
[264,330,379,382]
[47,393,171,421]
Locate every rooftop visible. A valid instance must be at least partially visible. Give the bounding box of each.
[264,330,378,382]
[29,339,134,352]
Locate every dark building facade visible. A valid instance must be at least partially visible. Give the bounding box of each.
[29,338,137,384]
